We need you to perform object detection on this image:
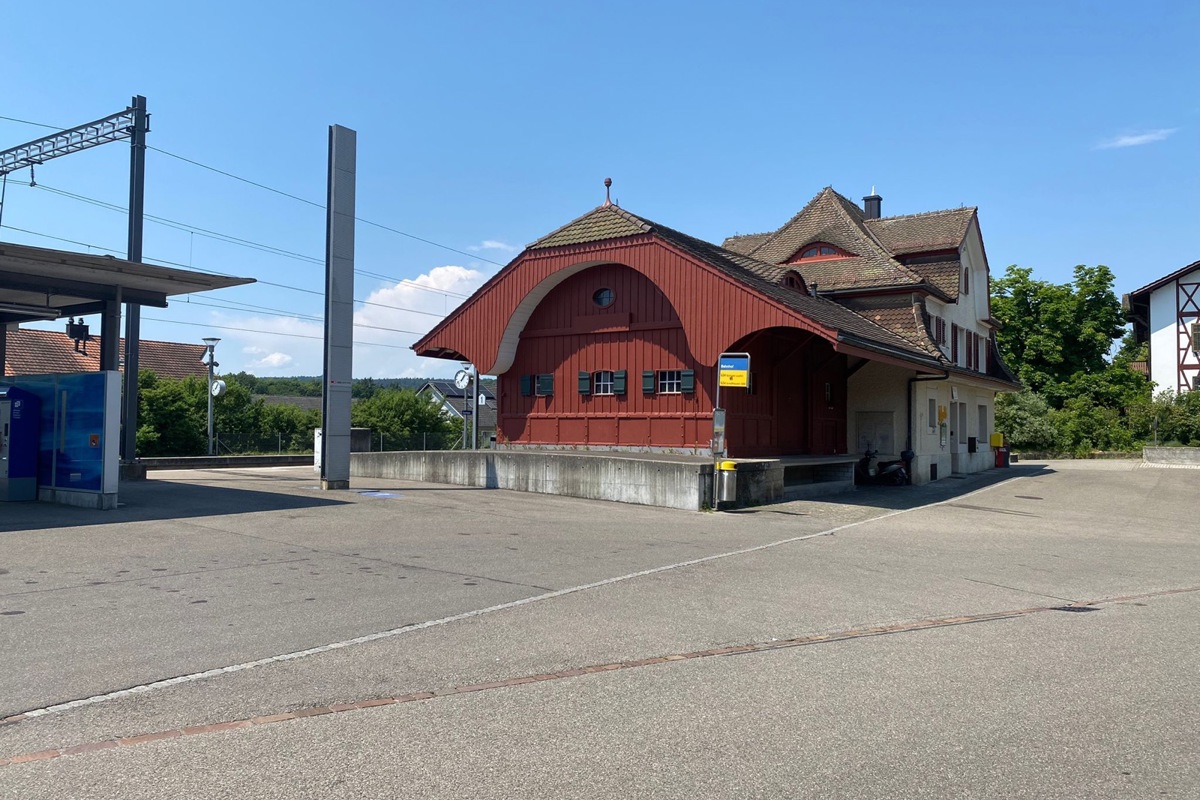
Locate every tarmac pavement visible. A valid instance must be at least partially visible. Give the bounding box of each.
[0,460,1197,798]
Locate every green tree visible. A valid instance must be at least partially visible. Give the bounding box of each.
[212,376,264,453]
[995,390,1057,450]
[992,264,1126,402]
[350,389,461,450]
[136,371,207,456]
[260,403,322,452]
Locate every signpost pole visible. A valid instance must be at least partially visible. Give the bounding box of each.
[713,352,750,508]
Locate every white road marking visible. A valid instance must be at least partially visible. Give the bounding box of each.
[17,476,1024,720]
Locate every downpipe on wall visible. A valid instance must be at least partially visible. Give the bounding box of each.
[907,371,950,482]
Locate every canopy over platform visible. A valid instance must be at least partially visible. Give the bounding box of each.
[0,241,252,323]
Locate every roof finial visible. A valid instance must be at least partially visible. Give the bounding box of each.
[603,177,613,207]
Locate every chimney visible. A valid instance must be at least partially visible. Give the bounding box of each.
[862,189,882,220]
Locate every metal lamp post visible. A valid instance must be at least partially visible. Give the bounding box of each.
[202,337,220,456]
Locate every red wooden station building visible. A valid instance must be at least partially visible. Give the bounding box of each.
[414,186,1019,484]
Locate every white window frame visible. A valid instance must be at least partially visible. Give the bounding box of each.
[658,369,682,395]
[593,370,614,396]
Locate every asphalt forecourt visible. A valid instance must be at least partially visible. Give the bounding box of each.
[1,461,1196,797]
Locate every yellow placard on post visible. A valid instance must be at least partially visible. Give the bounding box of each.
[718,353,750,388]
[989,432,1004,447]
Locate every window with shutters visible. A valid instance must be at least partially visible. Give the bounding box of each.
[658,370,683,394]
[930,315,947,346]
[951,324,959,364]
[593,370,614,395]
[535,373,554,396]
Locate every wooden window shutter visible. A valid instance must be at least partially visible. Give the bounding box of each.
[519,375,532,397]
[642,370,656,394]
[681,369,695,393]
[536,373,554,396]
[951,324,959,363]
[613,370,627,395]
[578,371,591,395]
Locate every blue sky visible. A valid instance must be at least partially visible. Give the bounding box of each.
[2,0,1196,378]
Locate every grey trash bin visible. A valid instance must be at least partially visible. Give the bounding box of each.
[716,460,737,504]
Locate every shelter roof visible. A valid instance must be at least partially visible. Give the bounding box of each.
[0,241,253,324]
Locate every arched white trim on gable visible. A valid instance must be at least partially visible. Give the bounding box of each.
[490,260,608,374]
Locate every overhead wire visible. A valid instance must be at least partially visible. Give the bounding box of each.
[146,144,508,268]
[142,316,416,350]
[15,180,472,299]
[3,225,448,336]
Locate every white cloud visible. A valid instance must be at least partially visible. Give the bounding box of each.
[208,263,494,379]
[468,239,518,253]
[1095,128,1178,149]
[248,351,293,370]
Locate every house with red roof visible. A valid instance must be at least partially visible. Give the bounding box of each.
[2,326,207,381]
[414,187,1019,484]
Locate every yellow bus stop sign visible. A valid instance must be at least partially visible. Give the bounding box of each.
[718,353,750,388]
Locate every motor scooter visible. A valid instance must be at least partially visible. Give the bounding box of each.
[855,448,908,486]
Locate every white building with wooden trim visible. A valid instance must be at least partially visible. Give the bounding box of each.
[1125,260,1200,394]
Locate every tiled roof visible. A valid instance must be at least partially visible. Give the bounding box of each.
[528,204,652,249]
[3,328,208,380]
[523,202,945,365]
[737,188,923,291]
[721,232,772,255]
[904,259,962,300]
[513,192,1014,382]
[612,214,943,364]
[865,207,975,256]
[838,296,944,359]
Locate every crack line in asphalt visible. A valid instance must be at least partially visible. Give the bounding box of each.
[0,559,313,599]
[176,520,556,593]
[1,476,1028,724]
[3,583,1198,768]
[959,577,1078,603]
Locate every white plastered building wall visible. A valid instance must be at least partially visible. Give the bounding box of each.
[847,219,1003,485]
[1147,266,1200,395]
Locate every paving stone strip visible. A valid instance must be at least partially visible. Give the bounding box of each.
[2,584,1195,769]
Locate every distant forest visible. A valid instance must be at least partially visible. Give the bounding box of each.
[224,373,496,399]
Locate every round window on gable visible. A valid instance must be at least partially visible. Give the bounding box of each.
[593,288,615,308]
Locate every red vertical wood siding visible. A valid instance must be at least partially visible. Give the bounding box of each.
[416,237,852,456]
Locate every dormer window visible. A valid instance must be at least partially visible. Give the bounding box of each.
[789,242,851,263]
[782,271,808,293]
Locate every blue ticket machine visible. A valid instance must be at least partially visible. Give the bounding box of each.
[0,386,40,502]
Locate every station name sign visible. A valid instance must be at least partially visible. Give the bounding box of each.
[718,352,750,388]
